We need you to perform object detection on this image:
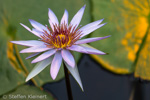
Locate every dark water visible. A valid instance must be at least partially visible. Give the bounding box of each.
[43,55,150,100]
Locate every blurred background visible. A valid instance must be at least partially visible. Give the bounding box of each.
[0,0,150,100]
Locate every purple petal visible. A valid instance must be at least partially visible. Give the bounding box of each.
[64,61,84,91]
[67,45,87,53]
[20,23,32,32]
[68,44,106,55]
[32,29,44,37]
[70,5,86,29]
[26,56,53,82]
[75,35,111,44]
[20,23,44,37]
[80,23,106,38]
[80,44,106,55]
[79,18,104,33]
[49,19,54,31]
[11,40,45,47]
[50,51,62,80]
[26,52,40,59]
[29,19,49,32]
[32,49,56,63]
[61,49,75,68]
[20,45,51,53]
[48,8,59,25]
[60,10,69,25]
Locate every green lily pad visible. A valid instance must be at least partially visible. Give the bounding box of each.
[0,85,55,100]
[90,0,150,79]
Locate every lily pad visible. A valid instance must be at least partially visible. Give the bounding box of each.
[90,0,150,80]
[0,85,55,100]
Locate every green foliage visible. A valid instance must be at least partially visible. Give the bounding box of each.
[90,0,150,79]
[0,85,55,100]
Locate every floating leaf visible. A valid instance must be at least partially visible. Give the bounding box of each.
[90,0,150,79]
[0,85,55,100]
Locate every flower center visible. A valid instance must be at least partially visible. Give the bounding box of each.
[53,34,71,48]
[40,24,82,49]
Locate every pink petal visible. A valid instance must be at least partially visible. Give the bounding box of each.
[70,5,86,29]
[80,23,106,38]
[61,49,75,68]
[29,19,49,32]
[20,45,51,53]
[48,8,59,25]
[50,51,62,80]
[26,52,40,59]
[32,49,56,63]
[11,40,45,47]
[60,10,69,25]
[75,35,111,44]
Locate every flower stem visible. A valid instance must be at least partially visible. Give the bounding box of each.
[63,62,73,100]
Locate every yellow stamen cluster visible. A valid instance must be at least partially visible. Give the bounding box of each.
[40,23,82,49]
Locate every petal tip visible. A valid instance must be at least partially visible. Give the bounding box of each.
[29,19,32,21]
[103,22,107,25]
[20,50,25,53]
[51,74,56,80]
[20,51,23,53]
[10,41,14,43]
[31,60,36,64]
[64,9,68,13]
[20,23,23,25]
[25,57,29,59]
[25,78,29,82]
[48,8,53,14]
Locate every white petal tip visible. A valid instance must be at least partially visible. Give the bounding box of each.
[48,8,52,13]
[64,9,68,15]
[20,51,24,53]
[99,18,104,23]
[51,75,56,80]
[82,5,86,10]
[10,41,14,43]
[31,61,36,64]
[25,78,29,82]
[51,71,57,80]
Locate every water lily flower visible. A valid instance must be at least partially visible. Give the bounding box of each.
[11,5,110,91]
